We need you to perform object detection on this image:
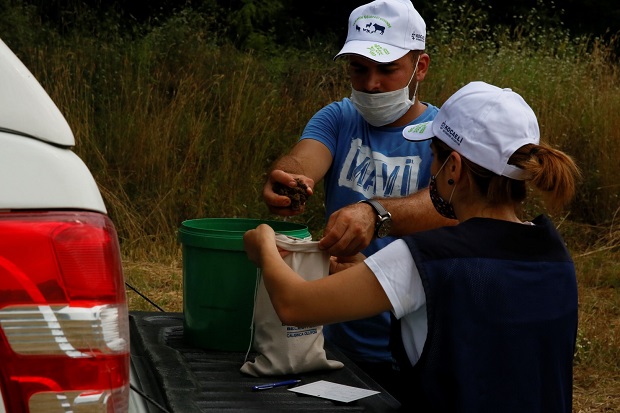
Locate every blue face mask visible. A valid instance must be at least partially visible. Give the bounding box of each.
[429,157,457,220]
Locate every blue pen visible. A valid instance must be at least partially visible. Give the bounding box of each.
[252,379,301,391]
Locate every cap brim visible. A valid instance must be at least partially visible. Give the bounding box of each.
[403,121,434,141]
[334,40,409,63]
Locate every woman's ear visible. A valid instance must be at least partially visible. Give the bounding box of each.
[448,152,463,184]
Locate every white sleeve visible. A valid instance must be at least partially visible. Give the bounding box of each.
[365,239,426,319]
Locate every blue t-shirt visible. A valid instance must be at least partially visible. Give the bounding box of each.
[300,98,439,363]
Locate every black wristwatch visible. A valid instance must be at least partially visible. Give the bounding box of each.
[358,199,392,238]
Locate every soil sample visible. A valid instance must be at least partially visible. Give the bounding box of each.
[273,178,309,211]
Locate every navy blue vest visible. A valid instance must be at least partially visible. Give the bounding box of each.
[391,215,577,412]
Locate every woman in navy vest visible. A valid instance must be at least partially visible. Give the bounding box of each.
[244,81,581,412]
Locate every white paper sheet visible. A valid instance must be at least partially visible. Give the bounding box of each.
[288,380,380,403]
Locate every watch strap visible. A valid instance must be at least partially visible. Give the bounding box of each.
[359,199,389,218]
[358,199,392,238]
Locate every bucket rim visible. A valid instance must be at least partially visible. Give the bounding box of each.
[178,218,311,250]
[179,217,309,235]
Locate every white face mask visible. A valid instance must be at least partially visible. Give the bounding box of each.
[350,55,420,127]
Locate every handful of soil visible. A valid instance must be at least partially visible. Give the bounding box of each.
[273,178,309,211]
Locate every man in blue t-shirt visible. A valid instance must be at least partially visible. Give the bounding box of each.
[262,0,455,395]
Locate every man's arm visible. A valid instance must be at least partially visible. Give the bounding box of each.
[375,188,456,236]
[319,188,457,256]
[263,139,332,216]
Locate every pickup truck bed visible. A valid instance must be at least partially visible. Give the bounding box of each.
[129,311,401,412]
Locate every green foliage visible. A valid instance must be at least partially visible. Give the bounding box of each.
[225,0,284,48]
[0,0,52,53]
[1,0,618,256]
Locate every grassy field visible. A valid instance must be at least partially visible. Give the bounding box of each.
[4,2,619,410]
[562,222,620,411]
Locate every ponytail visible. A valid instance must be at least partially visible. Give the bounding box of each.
[510,143,582,212]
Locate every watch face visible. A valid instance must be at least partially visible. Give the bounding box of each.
[376,218,392,238]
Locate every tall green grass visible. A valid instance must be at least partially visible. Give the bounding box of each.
[5,2,619,256]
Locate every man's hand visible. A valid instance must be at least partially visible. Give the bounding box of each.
[263,169,314,216]
[319,190,457,257]
[319,202,375,256]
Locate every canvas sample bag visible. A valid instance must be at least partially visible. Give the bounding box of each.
[240,234,343,376]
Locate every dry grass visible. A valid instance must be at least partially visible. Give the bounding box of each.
[573,283,620,412]
[124,257,183,313]
[563,220,620,412]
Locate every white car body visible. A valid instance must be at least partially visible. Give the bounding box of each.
[0,38,105,213]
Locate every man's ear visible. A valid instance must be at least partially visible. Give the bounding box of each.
[415,53,430,82]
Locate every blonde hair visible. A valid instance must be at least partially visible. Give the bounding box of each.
[433,139,582,213]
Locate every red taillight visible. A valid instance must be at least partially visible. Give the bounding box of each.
[0,211,129,413]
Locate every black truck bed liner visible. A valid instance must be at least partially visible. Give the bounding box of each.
[129,312,401,412]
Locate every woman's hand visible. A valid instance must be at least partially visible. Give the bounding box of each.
[243,224,277,267]
[329,253,366,274]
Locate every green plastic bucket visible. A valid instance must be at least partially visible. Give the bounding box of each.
[178,218,311,351]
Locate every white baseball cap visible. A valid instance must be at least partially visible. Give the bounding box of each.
[402,81,540,180]
[334,0,426,63]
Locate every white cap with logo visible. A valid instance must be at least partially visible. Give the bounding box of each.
[402,81,540,180]
[334,0,426,63]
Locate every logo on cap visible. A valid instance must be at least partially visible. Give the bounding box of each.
[412,33,425,42]
[440,121,463,145]
[367,44,390,57]
[353,15,392,35]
